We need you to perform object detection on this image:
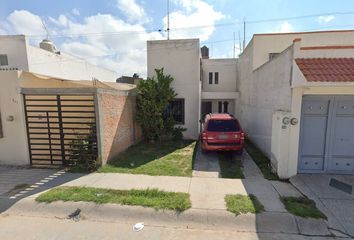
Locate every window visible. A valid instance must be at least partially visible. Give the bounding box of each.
[218,101,222,113]
[166,99,185,124]
[207,120,240,132]
[269,53,280,61]
[208,72,213,84]
[223,101,229,113]
[0,111,3,138]
[214,72,219,84]
[0,54,8,66]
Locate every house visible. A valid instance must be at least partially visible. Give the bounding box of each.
[0,35,117,81]
[147,30,354,178]
[0,35,141,167]
[238,30,354,178]
[147,39,239,139]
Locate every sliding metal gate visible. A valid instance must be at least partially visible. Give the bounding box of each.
[23,94,98,167]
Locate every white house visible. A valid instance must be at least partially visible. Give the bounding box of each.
[0,35,117,81]
[147,39,239,139]
[147,30,354,178]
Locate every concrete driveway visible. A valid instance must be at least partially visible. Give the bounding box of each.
[291,174,354,237]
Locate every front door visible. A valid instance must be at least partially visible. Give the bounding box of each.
[201,101,212,120]
[299,95,354,174]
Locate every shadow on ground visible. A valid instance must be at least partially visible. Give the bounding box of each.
[0,166,85,213]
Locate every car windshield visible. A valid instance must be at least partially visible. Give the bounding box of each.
[207,119,240,132]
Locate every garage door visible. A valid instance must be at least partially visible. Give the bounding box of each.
[299,95,354,174]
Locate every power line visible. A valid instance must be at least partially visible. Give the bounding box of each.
[24,10,354,39]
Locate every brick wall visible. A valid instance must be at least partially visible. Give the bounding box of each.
[98,91,142,165]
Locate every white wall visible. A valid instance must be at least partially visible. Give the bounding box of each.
[0,35,29,71]
[251,30,354,70]
[0,35,117,81]
[27,45,117,81]
[147,39,201,139]
[238,44,293,157]
[201,58,237,92]
[0,71,30,165]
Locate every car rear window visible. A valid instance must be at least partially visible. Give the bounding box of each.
[207,120,240,132]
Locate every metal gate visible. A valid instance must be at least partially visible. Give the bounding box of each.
[299,95,354,174]
[23,94,98,167]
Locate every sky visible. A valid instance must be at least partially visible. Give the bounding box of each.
[1,0,354,78]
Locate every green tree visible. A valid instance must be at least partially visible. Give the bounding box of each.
[136,68,184,142]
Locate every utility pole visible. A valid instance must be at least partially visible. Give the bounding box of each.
[167,0,170,40]
[243,18,246,51]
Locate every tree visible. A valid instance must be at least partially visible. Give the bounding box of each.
[136,68,184,142]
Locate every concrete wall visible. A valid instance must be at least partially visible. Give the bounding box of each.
[201,58,237,92]
[147,39,201,139]
[0,35,117,81]
[238,44,293,157]
[97,90,142,165]
[0,71,29,165]
[251,30,354,70]
[0,35,29,71]
[27,45,117,81]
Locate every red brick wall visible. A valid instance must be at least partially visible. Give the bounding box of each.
[98,92,142,165]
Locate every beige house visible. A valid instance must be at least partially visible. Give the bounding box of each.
[0,71,140,166]
[0,35,140,167]
[147,30,354,178]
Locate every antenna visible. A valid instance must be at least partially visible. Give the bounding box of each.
[238,31,241,55]
[233,32,235,58]
[167,0,170,40]
[243,17,246,51]
[41,18,50,40]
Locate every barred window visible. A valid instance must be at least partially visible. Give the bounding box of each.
[0,54,8,66]
[166,99,185,124]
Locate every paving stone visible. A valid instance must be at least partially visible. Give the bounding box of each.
[271,181,303,198]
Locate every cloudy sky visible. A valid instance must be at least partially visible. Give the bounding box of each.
[1,0,354,78]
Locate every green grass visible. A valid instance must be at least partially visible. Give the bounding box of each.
[244,139,279,180]
[36,186,191,212]
[218,152,244,179]
[98,140,196,177]
[281,197,327,219]
[225,194,264,215]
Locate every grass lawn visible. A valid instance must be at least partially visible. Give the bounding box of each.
[36,186,191,212]
[225,194,264,215]
[98,140,196,177]
[244,139,279,180]
[281,197,327,219]
[218,152,244,179]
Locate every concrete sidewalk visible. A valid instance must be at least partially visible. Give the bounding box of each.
[0,151,336,237]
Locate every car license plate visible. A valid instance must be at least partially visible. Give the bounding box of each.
[219,134,228,139]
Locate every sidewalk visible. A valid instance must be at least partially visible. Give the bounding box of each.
[1,151,338,237]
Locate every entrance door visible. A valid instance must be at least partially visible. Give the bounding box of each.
[299,95,354,174]
[201,101,212,120]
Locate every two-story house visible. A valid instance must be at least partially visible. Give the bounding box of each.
[147,30,354,179]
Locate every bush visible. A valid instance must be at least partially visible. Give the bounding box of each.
[68,123,100,172]
[136,68,185,141]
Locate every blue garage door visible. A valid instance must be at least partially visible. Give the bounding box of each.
[299,95,354,174]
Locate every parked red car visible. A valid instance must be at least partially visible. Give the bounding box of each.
[200,113,245,153]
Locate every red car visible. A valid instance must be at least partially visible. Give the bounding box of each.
[200,113,245,153]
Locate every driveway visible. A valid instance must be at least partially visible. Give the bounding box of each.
[192,144,220,177]
[291,174,354,237]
